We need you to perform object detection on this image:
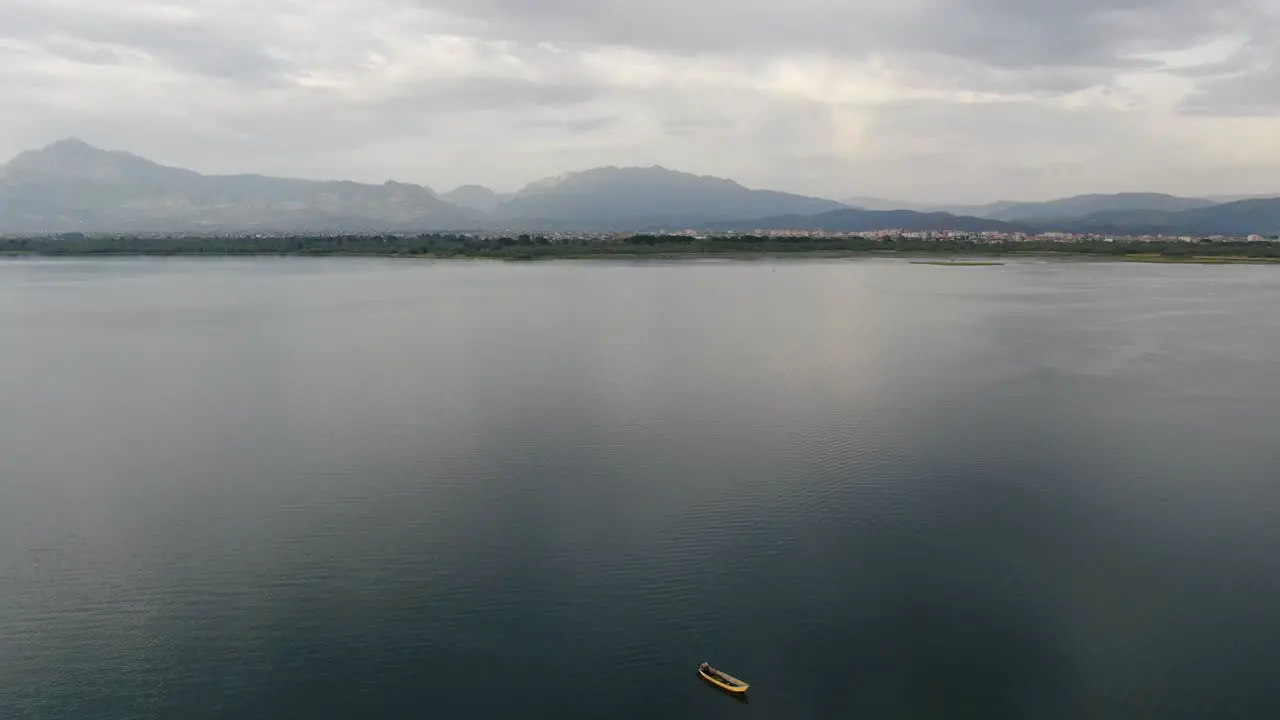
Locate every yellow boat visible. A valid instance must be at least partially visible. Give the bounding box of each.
[698,662,749,693]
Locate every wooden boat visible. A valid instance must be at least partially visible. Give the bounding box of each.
[698,662,749,693]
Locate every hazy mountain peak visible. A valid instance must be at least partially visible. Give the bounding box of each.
[17,137,151,165]
[497,164,842,228]
[43,137,98,153]
[516,165,746,197]
[441,184,511,213]
[520,172,577,194]
[11,137,110,160]
[0,140,476,233]
[382,179,437,197]
[6,137,178,184]
[12,138,99,163]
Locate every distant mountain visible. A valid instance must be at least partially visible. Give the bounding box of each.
[839,196,935,212]
[0,139,479,233]
[987,193,1216,222]
[713,197,1280,236]
[1054,208,1182,233]
[715,199,1280,236]
[3,140,1277,236]
[494,166,847,230]
[839,196,1020,217]
[1035,198,1280,236]
[835,193,1222,222]
[441,185,512,214]
[710,208,1029,233]
[1170,198,1280,235]
[1200,194,1280,204]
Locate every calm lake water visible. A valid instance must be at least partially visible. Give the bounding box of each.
[2,257,1279,719]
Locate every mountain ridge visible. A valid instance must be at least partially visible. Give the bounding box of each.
[0,138,475,232]
[987,193,1217,222]
[2,139,1279,235]
[721,200,1280,236]
[711,208,1031,234]
[441,185,512,214]
[491,165,847,229]
[839,193,1222,221]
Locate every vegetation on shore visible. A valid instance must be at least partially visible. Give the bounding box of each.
[1116,253,1280,264]
[909,260,1006,266]
[2,233,1279,262]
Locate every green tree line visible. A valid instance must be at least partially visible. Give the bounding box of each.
[2,233,1278,259]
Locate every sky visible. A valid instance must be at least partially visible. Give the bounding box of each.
[1,0,1278,203]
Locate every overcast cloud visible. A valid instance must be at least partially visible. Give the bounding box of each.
[0,0,1277,202]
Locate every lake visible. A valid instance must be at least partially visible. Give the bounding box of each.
[2,257,1278,719]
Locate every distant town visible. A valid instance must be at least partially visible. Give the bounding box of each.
[6,227,1277,244]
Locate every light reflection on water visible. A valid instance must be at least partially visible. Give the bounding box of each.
[1,257,1278,719]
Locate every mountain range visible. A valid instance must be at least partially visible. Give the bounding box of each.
[0,139,482,232]
[1,139,1278,236]
[489,165,846,230]
[839,193,1246,223]
[440,185,513,214]
[711,209,1032,234]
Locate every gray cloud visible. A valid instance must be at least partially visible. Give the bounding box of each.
[38,37,126,66]
[395,77,599,112]
[0,0,1278,201]
[536,116,621,133]
[923,0,1242,69]
[1185,68,1280,115]
[0,1,292,83]
[1180,18,1280,115]
[418,0,1248,89]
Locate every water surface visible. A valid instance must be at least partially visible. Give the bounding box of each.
[2,257,1278,718]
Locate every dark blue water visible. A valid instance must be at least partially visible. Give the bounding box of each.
[2,258,1278,719]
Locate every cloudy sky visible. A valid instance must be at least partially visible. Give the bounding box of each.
[1,0,1278,202]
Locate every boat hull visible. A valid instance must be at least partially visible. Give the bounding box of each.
[698,665,749,694]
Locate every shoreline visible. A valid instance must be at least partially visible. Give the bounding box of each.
[3,250,1280,265]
